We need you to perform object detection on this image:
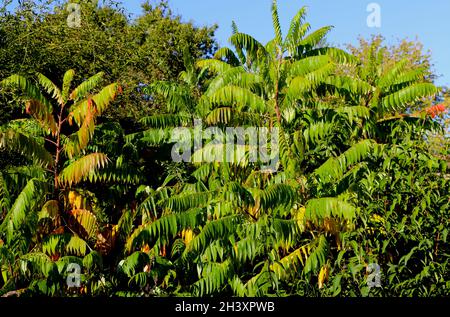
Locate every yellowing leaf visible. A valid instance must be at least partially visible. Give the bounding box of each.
[68,191,77,205]
[141,244,151,253]
[295,206,306,231]
[58,153,109,187]
[70,209,98,240]
[318,264,329,289]
[74,195,83,210]
[183,229,194,246]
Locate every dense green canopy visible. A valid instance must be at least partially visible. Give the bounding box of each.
[0,0,449,297]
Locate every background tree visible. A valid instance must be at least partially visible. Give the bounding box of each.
[0,0,217,124]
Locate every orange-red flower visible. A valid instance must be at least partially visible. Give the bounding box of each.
[426,104,447,118]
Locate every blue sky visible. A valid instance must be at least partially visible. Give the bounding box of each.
[7,0,450,86]
[125,0,450,87]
